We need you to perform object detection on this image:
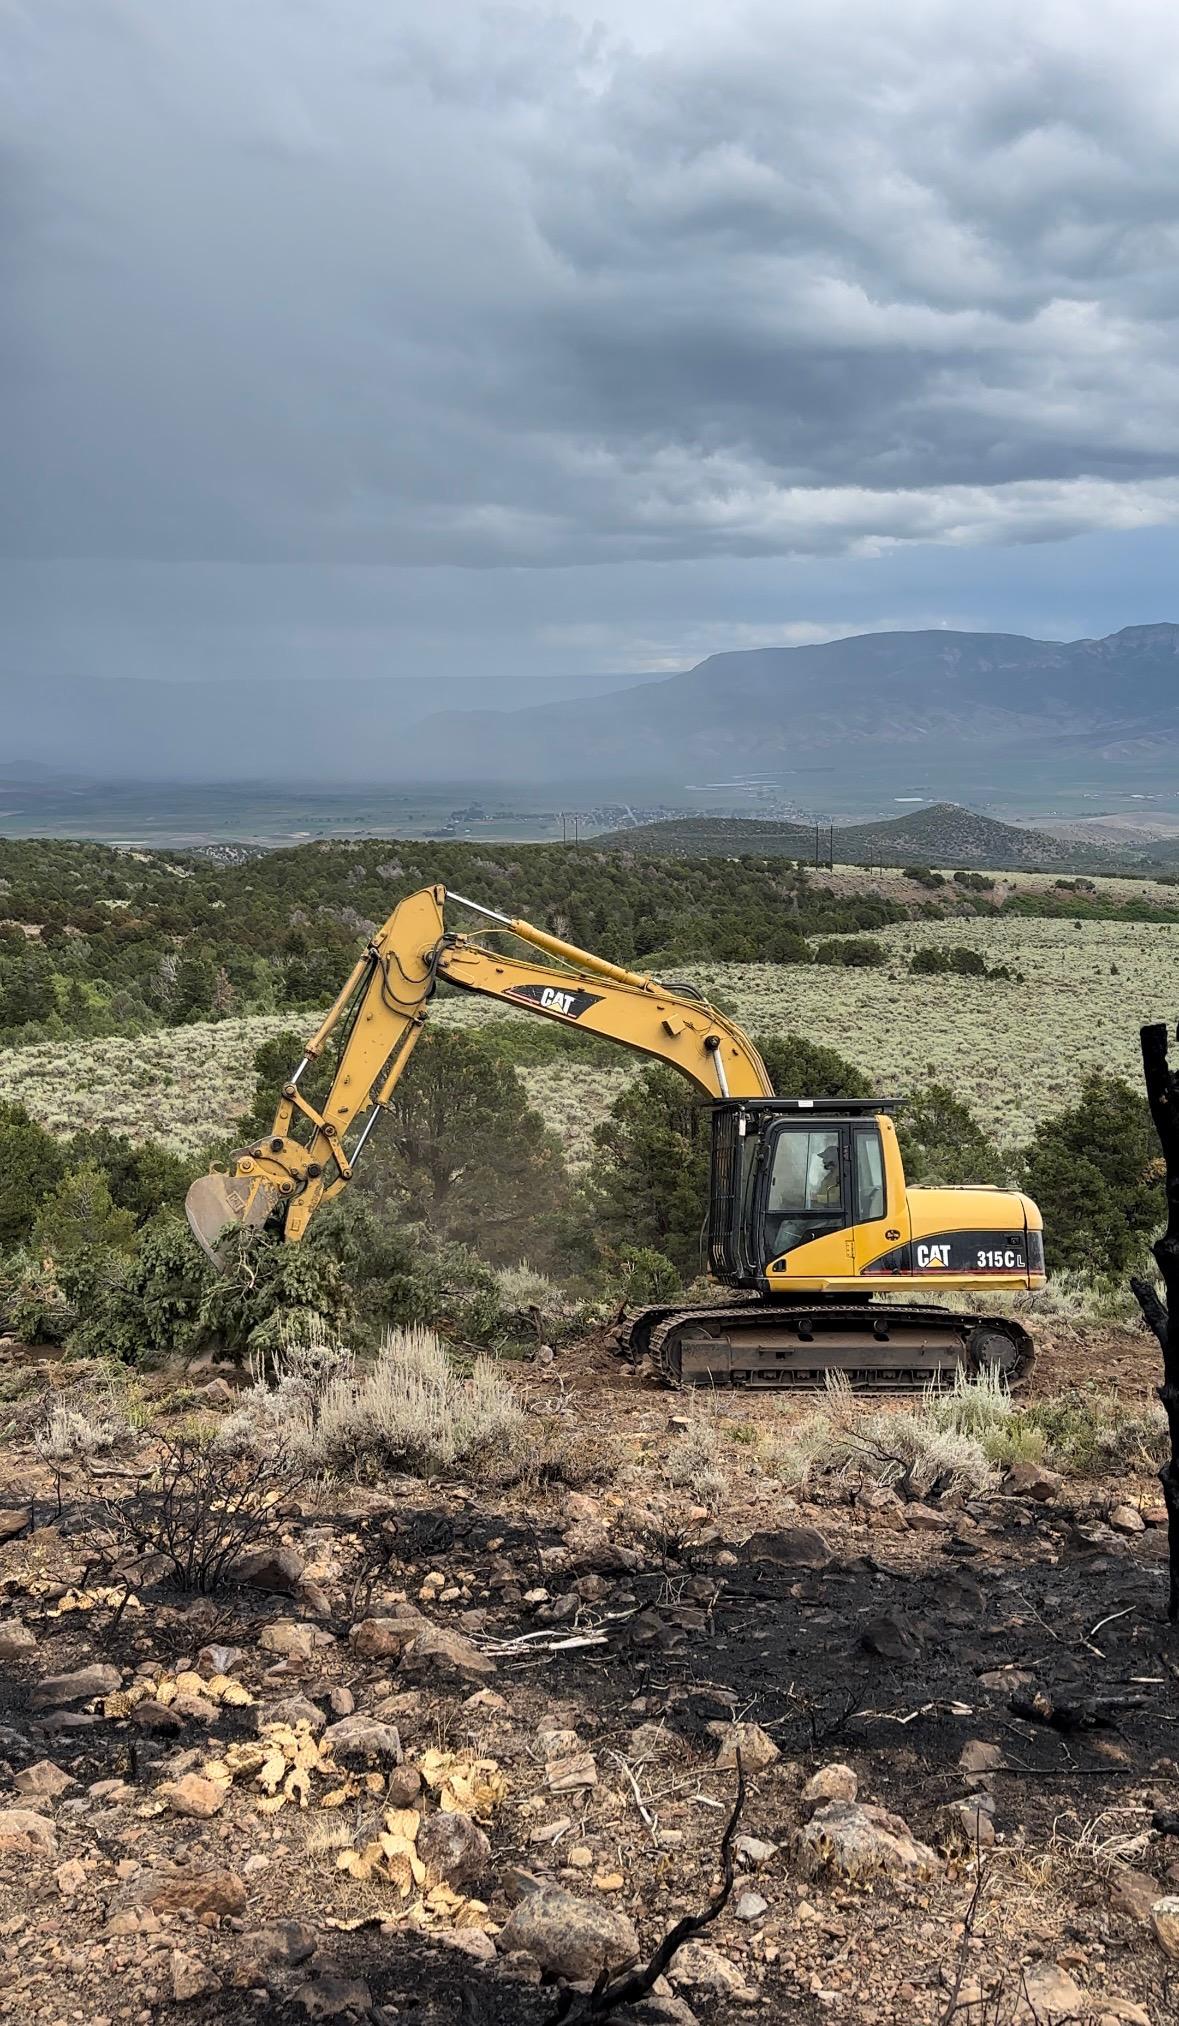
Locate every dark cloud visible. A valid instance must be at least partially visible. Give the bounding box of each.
[2,1,1179,680]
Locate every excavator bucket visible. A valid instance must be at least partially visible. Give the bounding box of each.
[185,1170,278,1270]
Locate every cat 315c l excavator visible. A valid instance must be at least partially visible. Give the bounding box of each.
[186,884,1045,1389]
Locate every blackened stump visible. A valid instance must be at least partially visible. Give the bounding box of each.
[1130,1019,1179,1623]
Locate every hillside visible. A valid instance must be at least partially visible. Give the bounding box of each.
[403,623,1179,788]
[596,802,1113,869]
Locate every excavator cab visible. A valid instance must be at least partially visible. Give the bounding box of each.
[709,1098,895,1287]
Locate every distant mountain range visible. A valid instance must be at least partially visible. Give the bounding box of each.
[404,623,1179,786]
[594,803,1105,869]
[5,623,1179,797]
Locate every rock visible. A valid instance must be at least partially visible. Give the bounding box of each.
[1151,1894,1179,1959]
[198,1643,244,1675]
[497,1885,639,1981]
[742,1525,833,1570]
[1004,1460,1062,1502]
[29,1663,120,1709]
[1109,1504,1147,1535]
[293,1973,373,2019]
[734,1890,767,1921]
[136,1868,247,1918]
[231,1921,318,1987]
[171,1949,221,2002]
[1017,1963,1087,2018]
[735,1834,778,1866]
[158,1773,225,1819]
[794,1800,940,1882]
[328,1686,354,1717]
[131,1698,185,1735]
[417,1808,492,1888]
[402,1623,496,1679]
[434,1926,497,1963]
[671,1942,758,2002]
[199,1377,235,1405]
[234,1543,304,1592]
[13,1760,75,1801]
[0,1620,36,1662]
[547,1750,598,1792]
[564,1492,600,1523]
[1108,1865,1162,1926]
[262,1695,327,1736]
[715,1722,779,1773]
[321,1714,402,1769]
[959,1739,1005,1776]
[0,1808,57,1858]
[173,1692,219,1724]
[259,1619,328,1661]
[904,1502,950,1530]
[385,1763,422,1807]
[55,1858,88,1896]
[861,1607,922,1659]
[800,1763,857,1816]
[348,1611,424,1659]
[936,1797,997,1852]
[0,1508,31,1544]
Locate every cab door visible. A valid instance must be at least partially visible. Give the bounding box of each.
[759,1120,855,1277]
[850,1120,908,1276]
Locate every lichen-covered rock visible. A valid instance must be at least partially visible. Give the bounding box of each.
[401,1624,496,1679]
[321,1714,402,1769]
[348,1611,424,1659]
[417,1808,491,1888]
[800,1763,857,1816]
[794,1800,940,1882]
[497,1886,639,1981]
[1152,1895,1179,1960]
[134,1869,247,1918]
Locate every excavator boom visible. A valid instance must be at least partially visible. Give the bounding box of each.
[186,884,771,1264]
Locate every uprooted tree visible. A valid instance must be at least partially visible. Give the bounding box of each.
[1130,1021,1179,1623]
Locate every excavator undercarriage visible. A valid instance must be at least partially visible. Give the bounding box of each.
[618,1297,1035,1391]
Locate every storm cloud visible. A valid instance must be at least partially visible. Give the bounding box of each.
[4,0,1179,679]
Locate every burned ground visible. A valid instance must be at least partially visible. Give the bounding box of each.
[0,1331,1177,2026]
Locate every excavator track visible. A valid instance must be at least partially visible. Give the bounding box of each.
[623,1300,1033,1392]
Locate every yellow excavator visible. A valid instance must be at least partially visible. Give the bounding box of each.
[186,884,1045,1389]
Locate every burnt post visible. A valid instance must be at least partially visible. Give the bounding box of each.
[1130,1020,1179,1622]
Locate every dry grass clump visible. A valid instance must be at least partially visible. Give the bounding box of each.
[315,1329,524,1479]
[771,1368,1167,1493]
[36,1387,132,1461]
[664,1399,729,1507]
[772,1371,1005,1497]
[220,1326,529,1483]
[219,1327,618,1489]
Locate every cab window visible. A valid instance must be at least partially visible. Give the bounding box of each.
[854,1128,885,1222]
[764,1126,845,1261]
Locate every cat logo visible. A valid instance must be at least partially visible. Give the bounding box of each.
[504,982,605,1022]
[916,1241,952,1270]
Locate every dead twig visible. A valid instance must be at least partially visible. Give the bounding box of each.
[607,1749,658,1841]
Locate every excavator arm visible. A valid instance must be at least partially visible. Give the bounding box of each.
[185,883,772,1264]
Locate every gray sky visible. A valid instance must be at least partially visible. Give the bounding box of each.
[5,0,1179,684]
